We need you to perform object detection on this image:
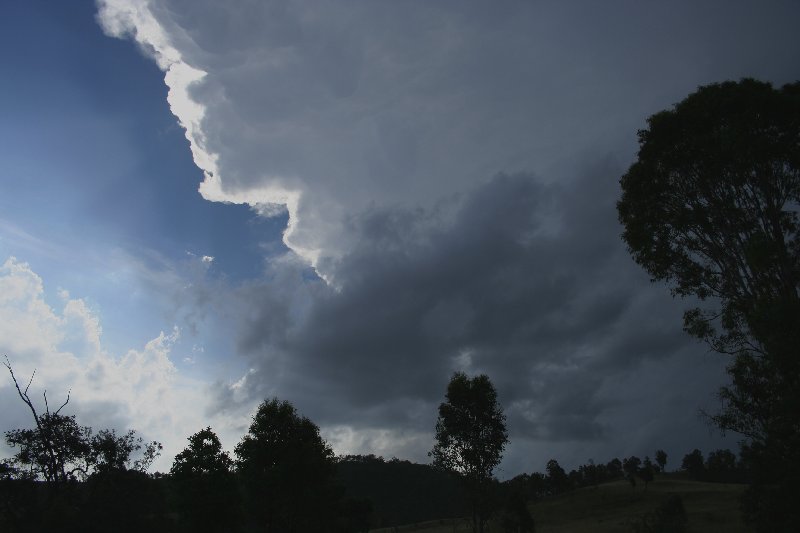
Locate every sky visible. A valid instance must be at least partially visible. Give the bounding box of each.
[1,0,799,477]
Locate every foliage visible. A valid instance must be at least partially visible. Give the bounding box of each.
[5,413,92,484]
[617,78,800,530]
[617,79,799,384]
[91,429,162,474]
[430,372,508,533]
[171,427,232,477]
[654,450,667,472]
[5,417,162,484]
[234,398,340,533]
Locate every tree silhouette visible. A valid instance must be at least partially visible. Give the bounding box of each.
[617,78,800,529]
[639,457,655,489]
[655,450,667,473]
[705,449,740,483]
[3,357,88,489]
[234,398,339,533]
[681,449,705,480]
[430,372,508,533]
[623,456,641,489]
[172,427,232,476]
[545,459,568,495]
[606,458,623,479]
[91,429,162,474]
[171,427,239,532]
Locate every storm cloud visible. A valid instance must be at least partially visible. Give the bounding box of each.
[84,0,800,472]
[197,162,732,471]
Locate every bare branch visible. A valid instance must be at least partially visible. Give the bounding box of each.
[25,369,35,396]
[4,356,39,423]
[55,390,71,415]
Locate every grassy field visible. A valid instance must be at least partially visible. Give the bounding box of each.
[369,474,750,533]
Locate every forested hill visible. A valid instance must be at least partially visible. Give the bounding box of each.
[336,455,467,528]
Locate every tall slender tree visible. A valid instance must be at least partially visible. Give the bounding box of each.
[430,372,508,533]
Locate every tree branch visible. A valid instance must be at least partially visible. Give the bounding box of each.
[55,390,71,415]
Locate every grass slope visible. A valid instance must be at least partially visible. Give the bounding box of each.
[370,474,749,533]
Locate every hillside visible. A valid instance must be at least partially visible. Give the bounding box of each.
[369,474,749,533]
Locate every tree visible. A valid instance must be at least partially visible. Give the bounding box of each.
[234,398,340,533]
[617,78,800,529]
[430,372,508,533]
[606,458,623,479]
[3,359,162,485]
[579,460,599,486]
[655,450,667,473]
[705,449,740,483]
[171,427,239,532]
[3,357,89,488]
[681,449,705,480]
[90,429,162,474]
[171,427,232,477]
[5,413,92,485]
[623,456,641,489]
[545,459,568,494]
[639,457,655,489]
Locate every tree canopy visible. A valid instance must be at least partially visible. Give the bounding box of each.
[618,79,799,371]
[171,427,232,478]
[234,398,340,533]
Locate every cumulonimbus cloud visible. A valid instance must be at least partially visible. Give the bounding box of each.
[91,0,798,472]
[95,0,800,282]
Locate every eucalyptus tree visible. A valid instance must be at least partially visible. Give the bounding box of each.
[430,372,508,533]
[617,79,800,530]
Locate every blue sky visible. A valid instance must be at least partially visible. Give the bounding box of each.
[2,0,799,475]
[1,1,288,357]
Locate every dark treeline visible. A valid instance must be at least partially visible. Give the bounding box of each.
[336,454,466,528]
[0,355,756,533]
